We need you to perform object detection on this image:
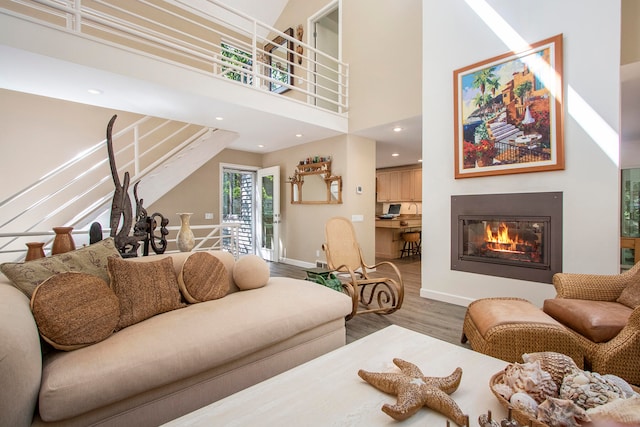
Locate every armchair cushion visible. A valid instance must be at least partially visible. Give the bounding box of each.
[543,299,632,343]
[617,278,640,309]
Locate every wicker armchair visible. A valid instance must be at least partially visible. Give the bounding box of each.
[545,263,640,385]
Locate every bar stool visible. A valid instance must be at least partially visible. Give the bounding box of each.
[400,231,421,258]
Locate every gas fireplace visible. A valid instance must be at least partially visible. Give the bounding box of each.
[451,192,562,283]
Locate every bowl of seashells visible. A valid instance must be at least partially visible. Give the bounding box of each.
[490,352,640,427]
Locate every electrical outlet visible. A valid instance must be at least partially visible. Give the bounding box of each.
[352,214,364,222]
[316,249,320,257]
[205,212,214,220]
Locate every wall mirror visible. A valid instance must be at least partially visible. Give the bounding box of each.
[290,175,342,204]
[289,159,342,204]
[265,27,294,94]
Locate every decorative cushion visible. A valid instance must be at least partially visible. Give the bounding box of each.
[617,279,640,309]
[232,255,270,290]
[30,272,120,351]
[543,298,633,343]
[178,252,229,303]
[1,237,121,298]
[108,256,184,330]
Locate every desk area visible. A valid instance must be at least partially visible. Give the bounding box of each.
[375,215,421,259]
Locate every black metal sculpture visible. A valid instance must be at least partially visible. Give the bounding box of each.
[106,114,168,257]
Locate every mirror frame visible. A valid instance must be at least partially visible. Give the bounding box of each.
[265,27,294,94]
[289,175,342,205]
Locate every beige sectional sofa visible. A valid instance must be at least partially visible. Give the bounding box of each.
[0,248,352,427]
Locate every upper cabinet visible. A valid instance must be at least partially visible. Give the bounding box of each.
[376,167,422,202]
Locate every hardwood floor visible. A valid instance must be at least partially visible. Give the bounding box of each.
[268,256,470,347]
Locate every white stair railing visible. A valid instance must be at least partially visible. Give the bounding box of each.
[0,116,212,254]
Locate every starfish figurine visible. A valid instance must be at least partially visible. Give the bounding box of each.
[358,358,469,425]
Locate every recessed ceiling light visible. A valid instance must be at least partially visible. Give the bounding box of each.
[257,144,265,148]
[87,88,103,95]
[418,159,423,162]
[215,116,224,121]
[295,134,303,138]
[392,153,400,157]
[393,126,403,132]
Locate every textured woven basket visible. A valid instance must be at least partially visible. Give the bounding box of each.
[489,371,549,427]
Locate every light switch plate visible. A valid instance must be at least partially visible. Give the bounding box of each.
[352,214,364,222]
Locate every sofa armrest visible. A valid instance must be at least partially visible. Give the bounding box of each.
[552,262,640,301]
[0,283,42,427]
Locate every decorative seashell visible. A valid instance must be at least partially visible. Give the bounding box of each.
[536,397,590,427]
[503,361,558,403]
[478,410,500,427]
[509,392,538,418]
[587,394,640,425]
[492,382,514,400]
[521,352,580,389]
[560,370,624,409]
[602,374,637,398]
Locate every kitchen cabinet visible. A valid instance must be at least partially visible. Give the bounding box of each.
[376,168,421,202]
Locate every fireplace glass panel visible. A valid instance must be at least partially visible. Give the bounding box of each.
[460,216,549,269]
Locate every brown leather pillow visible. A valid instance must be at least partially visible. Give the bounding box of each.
[108,256,184,330]
[543,299,632,343]
[178,252,229,303]
[617,279,640,309]
[30,272,120,351]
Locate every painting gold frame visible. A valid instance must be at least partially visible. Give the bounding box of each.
[453,34,564,179]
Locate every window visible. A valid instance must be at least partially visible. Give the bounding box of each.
[221,42,252,84]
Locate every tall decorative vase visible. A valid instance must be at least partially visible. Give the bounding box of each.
[51,226,76,255]
[25,242,46,261]
[176,213,195,252]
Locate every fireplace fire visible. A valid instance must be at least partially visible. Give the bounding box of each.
[461,218,547,267]
[451,193,562,283]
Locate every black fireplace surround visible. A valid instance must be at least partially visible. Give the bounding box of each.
[451,192,562,283]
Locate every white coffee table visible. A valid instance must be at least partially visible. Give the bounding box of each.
[164,325,509,426]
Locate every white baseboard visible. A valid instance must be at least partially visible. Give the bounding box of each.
[419,289,474,307]
[278,257,316,268]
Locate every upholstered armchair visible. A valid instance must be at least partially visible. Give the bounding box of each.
[543,262,640,385]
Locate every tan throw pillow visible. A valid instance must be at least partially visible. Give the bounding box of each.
[178,252,229,303]
[108,256,184,330]
[233,255,270,290]
[618,279,640,309]
[1,237,121,298]
[30,272,120,351]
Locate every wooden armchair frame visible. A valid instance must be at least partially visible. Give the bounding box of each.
[322,217,404,320]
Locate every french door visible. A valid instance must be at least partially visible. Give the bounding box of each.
[256,166,280,261]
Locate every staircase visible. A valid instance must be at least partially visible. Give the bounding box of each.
[0,116,237,261]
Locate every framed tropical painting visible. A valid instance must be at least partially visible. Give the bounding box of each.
[453,34,564,178]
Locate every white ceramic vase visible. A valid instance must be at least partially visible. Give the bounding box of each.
[176,213,195,252]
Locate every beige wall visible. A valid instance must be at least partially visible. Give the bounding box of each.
[263,133,376,265]
[0,90,143,202]
[342,0,422,132]
[622,0,640,65]
[147,149,263,229]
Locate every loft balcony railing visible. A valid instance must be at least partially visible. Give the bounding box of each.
[1,0,349,114]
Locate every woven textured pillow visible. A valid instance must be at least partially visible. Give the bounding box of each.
[30,272,120,351]
[233,255,270,290]
[178,252,229,303]
[1,237,121,298]
[618,278,640,309]
[108,256,184,330]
